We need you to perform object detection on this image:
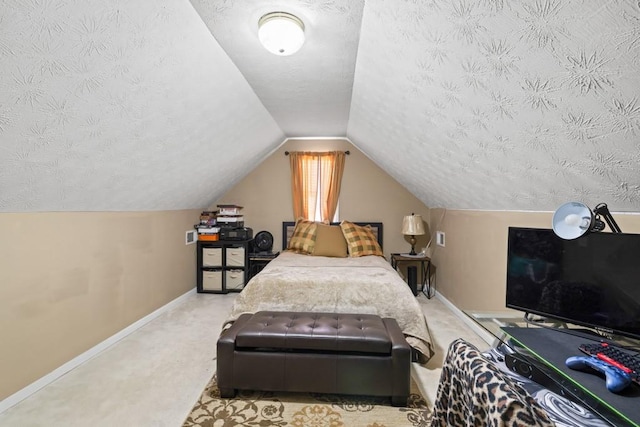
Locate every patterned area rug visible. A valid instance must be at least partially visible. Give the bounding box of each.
[183,375,431,427]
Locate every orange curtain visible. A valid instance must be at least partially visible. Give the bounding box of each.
[289,152,318,220]
[319,151,345,222]
[289,151,346,221]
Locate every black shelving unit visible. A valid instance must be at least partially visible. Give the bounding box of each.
[197,239,250,293]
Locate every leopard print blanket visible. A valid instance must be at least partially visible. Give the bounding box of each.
[431,339,555,427]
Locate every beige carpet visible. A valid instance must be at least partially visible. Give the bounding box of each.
[183,375,431,427]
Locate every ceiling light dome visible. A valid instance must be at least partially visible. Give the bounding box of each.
[258,12,305,56]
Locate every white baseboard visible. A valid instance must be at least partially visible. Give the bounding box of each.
[0,287,197,414]
[434,291,496,346]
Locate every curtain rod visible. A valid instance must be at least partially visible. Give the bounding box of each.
[284,150,350,155]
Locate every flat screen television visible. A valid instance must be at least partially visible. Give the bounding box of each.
[506,227,640,340]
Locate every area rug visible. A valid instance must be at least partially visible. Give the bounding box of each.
[183,375,431,427]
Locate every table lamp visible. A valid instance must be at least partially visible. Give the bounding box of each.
[402,213,425,255]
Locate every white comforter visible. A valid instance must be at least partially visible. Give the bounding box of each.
[224,251,434,363]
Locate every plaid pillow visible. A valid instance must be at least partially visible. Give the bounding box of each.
[287,219,318,254]
[340,221,384,257]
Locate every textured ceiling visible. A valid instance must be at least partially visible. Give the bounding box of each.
[189,0,364,137]
[1,0,639,213]
[0,0,284,211]
[349,0,640,212]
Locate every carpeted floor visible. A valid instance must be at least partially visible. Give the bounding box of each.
[0,293,486,426]
[183,375,431,427]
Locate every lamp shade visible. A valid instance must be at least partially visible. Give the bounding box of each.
[552,201,594,240]
[258,12,305,56]
[402,214,425,236]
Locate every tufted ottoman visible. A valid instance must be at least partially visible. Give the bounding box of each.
[216,311,411,406]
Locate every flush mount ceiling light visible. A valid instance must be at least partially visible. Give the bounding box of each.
[258,12,305,56]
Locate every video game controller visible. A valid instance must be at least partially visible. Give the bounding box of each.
[565,355,632,393]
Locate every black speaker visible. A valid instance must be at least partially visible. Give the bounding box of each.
[407,266,417,296]
[504,353,535,378]
[504,353,587,407]
[504,353,558,391]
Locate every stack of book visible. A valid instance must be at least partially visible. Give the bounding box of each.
[200,211,217,226]
[196,225,220,241]
[217,204,244,227]
[196,211,220,241]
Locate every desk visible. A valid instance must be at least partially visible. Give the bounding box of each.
[467,311,640,427]
[390,253,433,298]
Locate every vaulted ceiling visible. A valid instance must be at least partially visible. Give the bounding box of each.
[1,0,639,213]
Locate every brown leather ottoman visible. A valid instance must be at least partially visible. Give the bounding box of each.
[217,311,411,406]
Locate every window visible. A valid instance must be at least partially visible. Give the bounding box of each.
[289,151,346,222]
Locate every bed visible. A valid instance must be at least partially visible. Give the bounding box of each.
[223,221,434,363]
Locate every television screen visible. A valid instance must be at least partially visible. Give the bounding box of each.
[506,227,640,340]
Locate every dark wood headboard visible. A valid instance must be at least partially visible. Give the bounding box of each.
[282,221,384,251]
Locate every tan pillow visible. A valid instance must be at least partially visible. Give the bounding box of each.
[313,224,348,257]
[339,221,384,257]
[287,219,318,254]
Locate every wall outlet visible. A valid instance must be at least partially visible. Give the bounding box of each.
[436,231,445,247]
[185,230,197,245]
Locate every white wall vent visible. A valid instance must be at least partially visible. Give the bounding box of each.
[185,230,197,245]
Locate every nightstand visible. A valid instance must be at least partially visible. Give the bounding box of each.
[248,252,279,280]
[390,253,434,298]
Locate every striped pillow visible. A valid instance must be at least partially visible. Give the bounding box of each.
[287,219,318,254]
[340,221,384,257]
